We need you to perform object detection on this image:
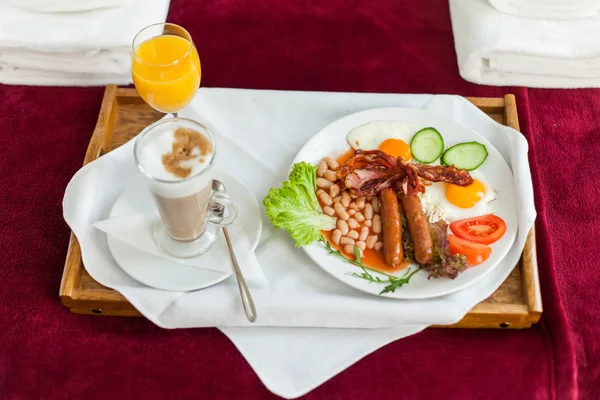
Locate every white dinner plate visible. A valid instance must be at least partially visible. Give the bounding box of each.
[106,169,262,292]
[292,108,518,299]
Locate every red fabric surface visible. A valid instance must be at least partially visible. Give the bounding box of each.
[0,0,588,398]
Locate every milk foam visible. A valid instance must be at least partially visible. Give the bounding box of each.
[138,128,212,181]
[137,125,215,199]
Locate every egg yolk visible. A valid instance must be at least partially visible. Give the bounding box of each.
[378,139,412,161]
[445,179,486,208]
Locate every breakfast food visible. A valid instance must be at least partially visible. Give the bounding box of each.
[441,141,489,171]
[401,194,433,265]
[324,121,506,277]
[263,162,336,246]
[410,127,444,163]
[263,119,509,293]
[380,188,403,267]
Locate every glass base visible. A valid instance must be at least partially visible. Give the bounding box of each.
[153,219,219,258]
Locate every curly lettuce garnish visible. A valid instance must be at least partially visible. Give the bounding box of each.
[263,162,335,246]
[400,216,467,279]
[423,220,467,279]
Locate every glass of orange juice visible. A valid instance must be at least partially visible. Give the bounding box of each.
[132,23,201,116]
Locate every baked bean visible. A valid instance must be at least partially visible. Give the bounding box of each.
[332,229,342,245]
[366,235,378,249]
[374,241,383,251]
[364,219,372,227]
[344,244,356,255]
[348,209,356,216]
[356,197,366,209]
[341,237,355,246]
[325,156,339,170]
[324,170,337,182]
[333,196,342,203]
[348,202,359,211]
[337,219,349,235]
[356,241,366,251]
[317,161,327,177]
[371,197,380,213]
[341,192,351,207]
[323,206,335,216]
[316,178,333,189]
[354,212,365,222]
[334,202,350,220]
[364,203,373,219]
[347,218,359,229]
[316,189,325,197]
[347,230,359,240]
[372,215,382,233]
[350,192,358,199]
[330,184,340,198]
[359,227,369,241]
[318,192,333,206]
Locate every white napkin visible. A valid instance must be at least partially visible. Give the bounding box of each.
[450,0,600,88]
[0,0,170,86]
[63,89,536,398]
[489,0,600,20]
[6,0,131,13]
[93,215,264,279]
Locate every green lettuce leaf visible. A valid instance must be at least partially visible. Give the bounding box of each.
[263,162,335,246]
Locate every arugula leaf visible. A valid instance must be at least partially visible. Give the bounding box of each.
[319,237,418,294]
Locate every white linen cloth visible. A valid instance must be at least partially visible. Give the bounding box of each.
[63,88,536,398]
[6,0,130,13]
[0,0,170,86]
[450,0,600,88]
[489,0,600,20]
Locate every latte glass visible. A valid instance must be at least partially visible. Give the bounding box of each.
[134,118,237,258]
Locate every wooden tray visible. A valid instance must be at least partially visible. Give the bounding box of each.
[60,86,543,328]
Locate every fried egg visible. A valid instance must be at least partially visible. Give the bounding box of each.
[347,120,417,161]
[347,120,495,222]
[419,170,496,222]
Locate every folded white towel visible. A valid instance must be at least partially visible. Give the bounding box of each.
[450,0,600,88]
[0,0,170,86]
[6,0,131,13]
[489,0,600,20]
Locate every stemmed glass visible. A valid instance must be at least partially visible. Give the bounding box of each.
[131,23,201,117]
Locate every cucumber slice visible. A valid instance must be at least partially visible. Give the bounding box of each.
[441,142,488,171]
[410,127,444,163]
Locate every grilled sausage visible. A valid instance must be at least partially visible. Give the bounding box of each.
[379,188,403,267]
[401,194,433,264]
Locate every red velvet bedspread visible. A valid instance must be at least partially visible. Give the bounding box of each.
[1,0,595,398]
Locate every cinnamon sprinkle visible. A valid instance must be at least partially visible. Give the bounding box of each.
[162,128,212,178]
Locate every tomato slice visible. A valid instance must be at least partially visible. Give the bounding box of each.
[450,214,507,245]
[448,235,492,266]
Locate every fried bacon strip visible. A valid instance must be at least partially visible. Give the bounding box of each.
[413,164,473,186]
[340,149,473,197]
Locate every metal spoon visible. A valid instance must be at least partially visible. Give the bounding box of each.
[211,180,257,323]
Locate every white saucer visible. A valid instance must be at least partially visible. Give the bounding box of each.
[106,169,262,292]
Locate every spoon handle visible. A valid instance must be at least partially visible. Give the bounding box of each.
[222,227,257,322]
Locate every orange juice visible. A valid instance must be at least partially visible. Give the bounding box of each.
[132,35,201,113]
